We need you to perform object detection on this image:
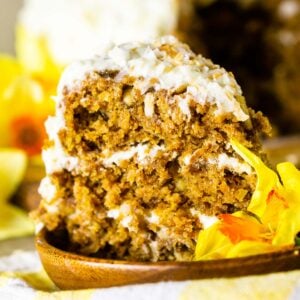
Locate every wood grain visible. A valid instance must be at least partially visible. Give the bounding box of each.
[36,229,300,290]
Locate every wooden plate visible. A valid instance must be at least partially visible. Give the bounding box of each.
[36,229,300,290]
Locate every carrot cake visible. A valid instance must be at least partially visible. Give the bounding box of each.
[33,36,271,262]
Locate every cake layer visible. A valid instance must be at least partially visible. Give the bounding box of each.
[35,37,271,261]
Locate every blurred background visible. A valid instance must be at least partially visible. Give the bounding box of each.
[0,0,300,220]
[0,0,22,54]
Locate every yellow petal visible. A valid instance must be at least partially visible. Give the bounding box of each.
[0,148,27,203]
[0,204,34,240]
[226,240,278,258]
[194,223,232,260]
[3,76,45,115]
[277,162,300,195]
[271,162,300,246]
[0,75,54,154]
[272,207,300,246]
[16,24,62,83]
[230,139,280,217]
[0,55,23,146]
[0,54,22,98]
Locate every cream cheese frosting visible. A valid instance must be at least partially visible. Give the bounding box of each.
[43,114,78,174]
[102,144,166,167]
[57,36,249,122]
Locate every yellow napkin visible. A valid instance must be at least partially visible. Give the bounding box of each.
[0,149,34,240]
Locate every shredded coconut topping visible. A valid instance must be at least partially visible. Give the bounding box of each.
[58,36,249,122]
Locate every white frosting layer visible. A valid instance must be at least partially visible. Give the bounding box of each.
[146,212,160,225]
[19,0,178,65]
[190,208,218,229]
[107,203,135,231]
[103,143,165,167]
[38,177,57,202]
[199,214,219,229]
[183,151,252,175]
[208,153,252,175]
[43,115,78,174]
[58,36,249,122]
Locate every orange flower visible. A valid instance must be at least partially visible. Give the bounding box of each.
[9,115,46,156]
[218,214,271,244]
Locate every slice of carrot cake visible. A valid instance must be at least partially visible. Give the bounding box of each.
[34,36,271,261]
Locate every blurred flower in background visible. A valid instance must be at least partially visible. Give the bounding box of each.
[0,45,55,237]
[0,54,54,156]
[0,148,34,239]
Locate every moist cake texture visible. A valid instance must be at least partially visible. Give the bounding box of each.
[34,36,271,261]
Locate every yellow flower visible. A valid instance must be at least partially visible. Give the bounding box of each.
[194,139,300,260]
[231,140,300,247]
[0,70,54,155]
[0,54,22,98]
[272,162,300,246]
[230,139,281,218]
[218,213,272,244]
[16,24,62,84]
[0,55,23,146]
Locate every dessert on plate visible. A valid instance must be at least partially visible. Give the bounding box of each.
[33,36,271,262]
